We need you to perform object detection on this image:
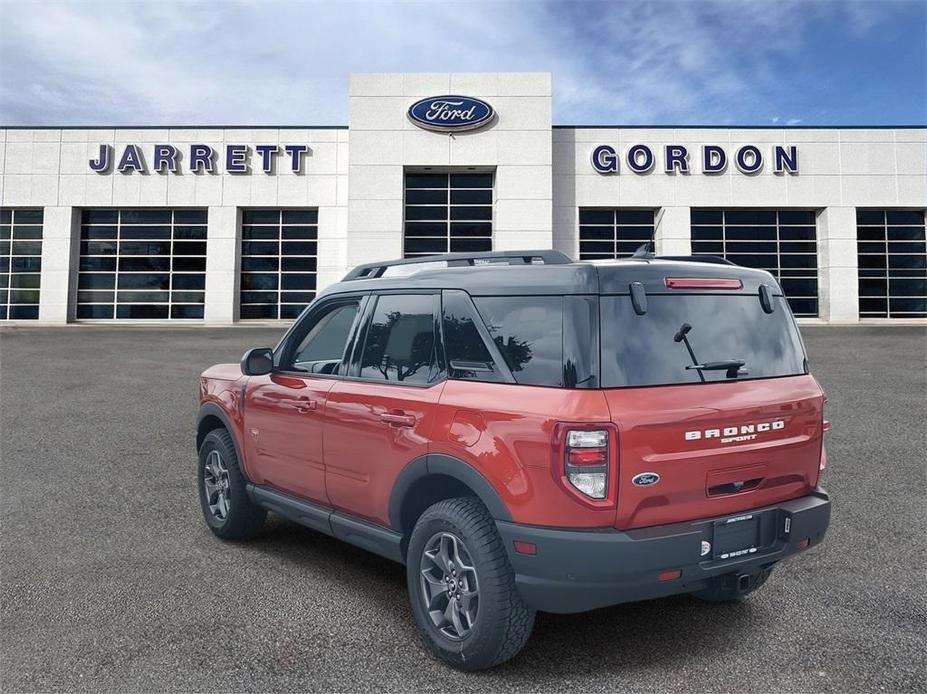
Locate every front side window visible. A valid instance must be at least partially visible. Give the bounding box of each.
[473,296,564,387]
[288,302,359,375]
[359,294,439,384]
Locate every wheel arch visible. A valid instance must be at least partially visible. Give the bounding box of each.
[389,454,513,541]
[196,403,245,472]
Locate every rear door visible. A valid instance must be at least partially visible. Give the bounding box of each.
[323,292,445,526]
[599,291,825,529]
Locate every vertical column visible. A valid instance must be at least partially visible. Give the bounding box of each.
[655,206,691,256]
[817,207,859,323]
[38,206,78,324]
[203,206,240,324]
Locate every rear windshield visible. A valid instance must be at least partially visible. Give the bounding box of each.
[600,294,807,387]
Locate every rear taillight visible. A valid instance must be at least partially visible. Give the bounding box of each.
[565,429,609,499]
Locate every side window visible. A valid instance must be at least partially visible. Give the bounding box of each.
[442,291,505,383]
[359,294,439,384]
[472,296,564,387]
[288,302,359,374]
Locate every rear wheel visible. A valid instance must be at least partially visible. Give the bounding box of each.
[197,429,266,540]
[694,566,774,602]
[406,497,535,670]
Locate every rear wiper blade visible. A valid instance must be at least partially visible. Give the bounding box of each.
[685,359,748,379]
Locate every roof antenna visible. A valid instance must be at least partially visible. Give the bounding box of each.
[631,243,654,260]
[631,211,659,259]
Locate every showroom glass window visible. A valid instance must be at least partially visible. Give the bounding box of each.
[691,209,819,317]
[77,209,207,319]
[857,209,927,318]
[404,172,493,258]
[578,209,656,260]
[0,208,43,320]
[240,209,318,320]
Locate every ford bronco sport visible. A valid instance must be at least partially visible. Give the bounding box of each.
[196,249,831,670]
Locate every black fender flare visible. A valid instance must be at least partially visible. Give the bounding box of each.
[196,403,246,477]
[388,453,513,531]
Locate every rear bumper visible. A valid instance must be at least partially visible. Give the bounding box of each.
[496,488,831,613]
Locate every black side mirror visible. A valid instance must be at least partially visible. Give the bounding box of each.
[240,347,274,376]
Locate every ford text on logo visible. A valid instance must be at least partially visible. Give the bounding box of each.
[591,144,798,175]
[407,95,495,132]
[685,420,785,444]
[89,144,310,174]
[632,472,661,487]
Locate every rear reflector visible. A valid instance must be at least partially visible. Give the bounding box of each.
[513,541,537,555]
[664,277,743,290]
[658,569,682,582]
[798,538,810,550]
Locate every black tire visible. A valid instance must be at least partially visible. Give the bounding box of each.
[197,428,266,540]
[693,566,773,602]
[406,497,535,671]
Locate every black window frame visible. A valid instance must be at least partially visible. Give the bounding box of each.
[346,290,447,388]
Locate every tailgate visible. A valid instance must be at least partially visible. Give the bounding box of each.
[604,375,824,529]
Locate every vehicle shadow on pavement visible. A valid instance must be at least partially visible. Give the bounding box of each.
[242,514,764,680]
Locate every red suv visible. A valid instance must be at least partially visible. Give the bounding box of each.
[196,249,831,670]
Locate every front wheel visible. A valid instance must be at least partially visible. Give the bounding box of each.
[197,429,266,540]
[406,497,535,671]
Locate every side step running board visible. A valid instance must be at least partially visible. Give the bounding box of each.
[247,484,405,564]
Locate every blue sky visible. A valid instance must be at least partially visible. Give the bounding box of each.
[0,0,924,126]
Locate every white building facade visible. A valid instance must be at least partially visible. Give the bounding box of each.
[1,72,924,324]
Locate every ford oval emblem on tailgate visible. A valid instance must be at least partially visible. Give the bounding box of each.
[632,472,660,487]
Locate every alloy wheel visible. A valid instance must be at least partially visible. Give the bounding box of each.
[419,532,480,640]
[203,449,231,521]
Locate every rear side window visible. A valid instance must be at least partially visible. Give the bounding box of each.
[600,294,807,387]
[442,291,505,382]
[359,294,439,384]
[473,296,563,386]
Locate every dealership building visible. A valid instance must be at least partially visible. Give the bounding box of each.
[1,72,924,324]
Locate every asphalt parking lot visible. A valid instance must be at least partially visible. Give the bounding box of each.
[1,325,925,693]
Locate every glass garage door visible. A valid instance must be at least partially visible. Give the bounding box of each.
[0,208,43,320]
[857,209,926,318]
[578,208,655,259]
[77,209,207,319]
[404,172,493,258]
[691,209,819,317]
[239,209,318,320]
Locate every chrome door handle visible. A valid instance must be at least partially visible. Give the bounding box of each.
[379,412,416,427]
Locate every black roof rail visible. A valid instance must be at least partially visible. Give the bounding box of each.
[342,250,573,281]
[656,255,737,266]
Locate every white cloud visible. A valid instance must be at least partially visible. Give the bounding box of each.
[0,0,914,125]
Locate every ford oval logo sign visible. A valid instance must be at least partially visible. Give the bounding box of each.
[632,472,661,487]
[408,95,495,132]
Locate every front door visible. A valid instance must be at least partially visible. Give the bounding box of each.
[324,293,445,526]
[243,298,363,503]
